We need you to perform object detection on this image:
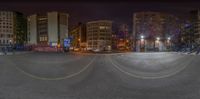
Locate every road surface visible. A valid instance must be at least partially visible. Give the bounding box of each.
[0,52,200,99]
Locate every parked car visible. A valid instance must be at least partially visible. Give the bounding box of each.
[74,48,80,52]
[93,49,100,52]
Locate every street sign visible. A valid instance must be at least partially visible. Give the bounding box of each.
[64,38,70,47]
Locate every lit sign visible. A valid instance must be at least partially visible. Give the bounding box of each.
[64,38,70,47]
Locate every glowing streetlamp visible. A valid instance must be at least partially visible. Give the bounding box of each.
[9,40,12,46]
[154,37,160,52]
[167,37,171,40]
[9,40,12,43]
[141,35,144,39]
[156,37,160,41]
[78,38,81,50]
[167,37,171,43]
[140,35,144,41]
[140,35,145,52]
[156,37,160,43]
[167,37,171,50]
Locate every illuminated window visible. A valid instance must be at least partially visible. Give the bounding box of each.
[40,37,42,41]
[99,26,105,30]
[44,36,47,41]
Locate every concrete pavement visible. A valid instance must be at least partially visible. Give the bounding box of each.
[0,52,200,99]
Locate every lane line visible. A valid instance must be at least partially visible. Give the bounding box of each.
[108,55,195,79]
[13,56,96,81]
[14,55,84,64]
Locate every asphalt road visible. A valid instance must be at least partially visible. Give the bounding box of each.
[0,52,200,99]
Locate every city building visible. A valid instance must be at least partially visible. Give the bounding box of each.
[0,10,27,46]
[86,20,112,51]
[27,11,69,47]
[69,22,87,51]
[111,32,118,50]
[133,12,180,52]
[180,21,194,49]
[190,10,200,45]
[116,24,132,51]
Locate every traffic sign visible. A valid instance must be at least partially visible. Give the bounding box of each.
[64,38,70,47]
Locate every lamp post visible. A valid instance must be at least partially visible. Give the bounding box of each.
[9,40,12,45]
[78,38,81,51]
[126,39,129,51]
[9,40,15,54]
[167,37,171,51]
[155,37,160,51]
[140,35,145,52]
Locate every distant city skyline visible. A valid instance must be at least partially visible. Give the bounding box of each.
[0,2,200,31]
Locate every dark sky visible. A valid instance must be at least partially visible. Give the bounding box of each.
[0,1,200,31]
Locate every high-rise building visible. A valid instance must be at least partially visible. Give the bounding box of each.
[0,10,27,46]
[86,20,112,51]
[27,11,69,47]
[69,22,86,50]
[111,32,118,50]
[118,24,129,39]
[117,24,132,51]
[190,10,200,45]
[133,12,180,52]
[180,21,194,48]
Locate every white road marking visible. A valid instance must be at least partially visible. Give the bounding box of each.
[108,55,195,79]
[13,56,96,81]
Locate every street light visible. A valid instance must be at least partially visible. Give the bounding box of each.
[140,35,145,52]
[9,40,12,47]
[167,37,171,40]
[141,35,144,39]
[167,37,171,44]
[156,37,160,41]
[167,37,171,51]
[9,40,13,53]
[140,35,144,41]
[156,37,160,43]
[155,37,160,52]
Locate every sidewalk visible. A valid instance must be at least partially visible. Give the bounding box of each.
[0,51,32,56]
[174,51,200,56]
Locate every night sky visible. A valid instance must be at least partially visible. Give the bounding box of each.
[0,1,200,32]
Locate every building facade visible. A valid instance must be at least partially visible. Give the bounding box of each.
[27,11,69,47]
[69,22,86,50]
[86,20,112,51]
[0,11,27,46]
[133,12,180,52]
[180,21,194,49]
[117,24,132,51]
[190,10,200,45]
